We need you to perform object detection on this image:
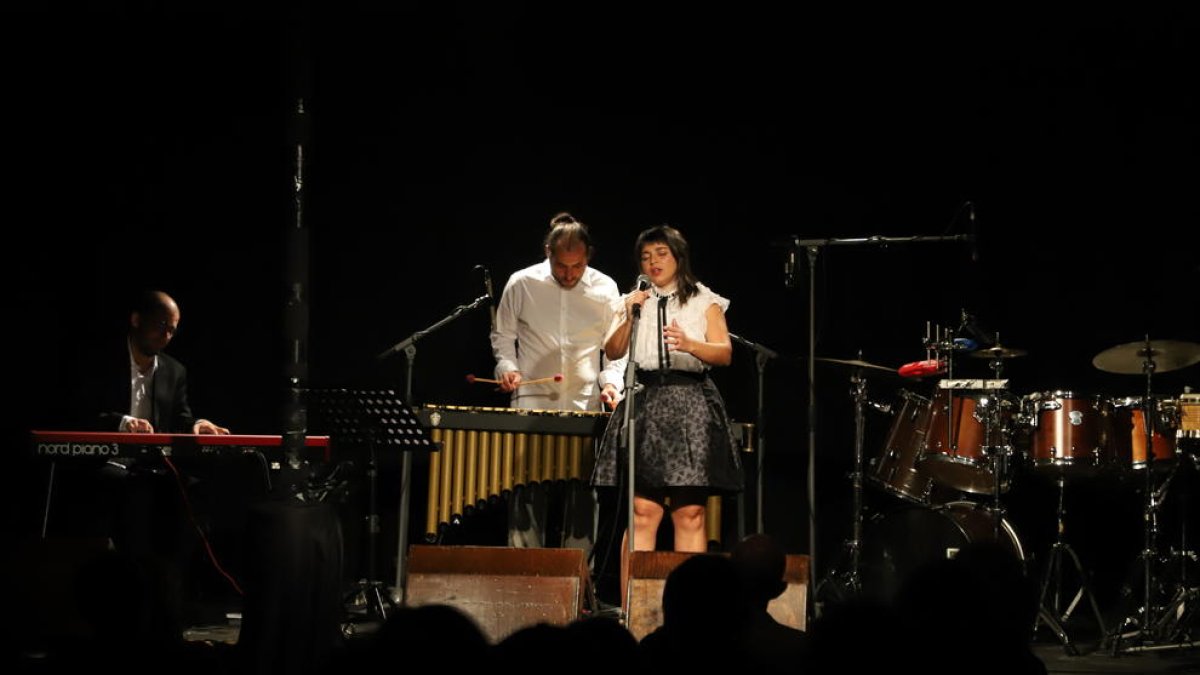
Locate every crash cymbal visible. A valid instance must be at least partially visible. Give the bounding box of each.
[969,346,1028,359]
[1092,340,1200,375]
[815,357,898,374]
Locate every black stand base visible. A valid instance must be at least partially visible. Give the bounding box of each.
[1035,541,1105,655]
[342,578,395,635]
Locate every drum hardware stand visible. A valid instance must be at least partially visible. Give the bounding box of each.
[926,318,983,479]
[1140,543,1200,649]
[1112,458,1200,652]
[1159,458,1199,644]
[976,348,1100,655]
[923,321,957,460]
[780,232,970,619]
[815,356,871,602]
[1033,474,1107,655]
[984,403,1005,542]
[1090,337,1200,652]
[983,344,1010,541]
[1149,547,1199,647]
[1104,336,1178,652]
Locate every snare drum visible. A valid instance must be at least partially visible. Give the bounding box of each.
[1109,396,1179,470]
[869,390,936,504]
[920,389,1013,495]
[1026,391,1112,474]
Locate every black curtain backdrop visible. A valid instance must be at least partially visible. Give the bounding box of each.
[6,7,1197,605]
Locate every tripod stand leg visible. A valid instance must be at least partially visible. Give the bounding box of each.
[1036,606,1080,656]
[1036,541,1105,654]
[1035,544,1078,655]
[1037,543,1062,620]
[1063,543,1108,637]
[369,583,390,621]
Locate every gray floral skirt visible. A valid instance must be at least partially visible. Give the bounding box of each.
[591,370,743,492]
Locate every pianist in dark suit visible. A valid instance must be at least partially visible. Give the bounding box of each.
[57,290,230,633]
[101,289,228,435]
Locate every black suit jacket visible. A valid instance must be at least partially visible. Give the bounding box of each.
[76,342,197,434]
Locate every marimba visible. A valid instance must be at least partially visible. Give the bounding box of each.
[416,405,753,543]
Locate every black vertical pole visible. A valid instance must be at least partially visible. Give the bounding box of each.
[281,96,310,496]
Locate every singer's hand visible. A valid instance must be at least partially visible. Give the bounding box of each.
[624,290,649,320]
[498,371,522,392]
[664,319,696,354]
[599,384,619,410]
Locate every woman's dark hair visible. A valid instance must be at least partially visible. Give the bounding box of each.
[635,224,699,304]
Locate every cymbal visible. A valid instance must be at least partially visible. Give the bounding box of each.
[815,357,898,374]
[969,346,1028,359]
[1092,340,1200,375]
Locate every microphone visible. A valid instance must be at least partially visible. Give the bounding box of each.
[784,247,797,289]
[632,274,651,318]
[967,201,978,263]
[475,265,496,330]
[957,309,996,348]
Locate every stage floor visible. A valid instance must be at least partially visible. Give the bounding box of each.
[173,617,1200,674]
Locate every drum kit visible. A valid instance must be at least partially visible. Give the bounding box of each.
[818,317,1200,653]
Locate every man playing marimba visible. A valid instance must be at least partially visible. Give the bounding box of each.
[490,212,627,550]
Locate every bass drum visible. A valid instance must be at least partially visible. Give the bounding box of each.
[862,501,1025,602]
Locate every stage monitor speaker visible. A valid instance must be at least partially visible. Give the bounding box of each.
[405,545,587,643]
[626,550,809,640]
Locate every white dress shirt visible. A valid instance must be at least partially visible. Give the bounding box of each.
[124,339,158,431]
[491,259,627,411]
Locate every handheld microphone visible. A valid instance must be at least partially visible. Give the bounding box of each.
[632,274,651,318]
[784,247,797,289]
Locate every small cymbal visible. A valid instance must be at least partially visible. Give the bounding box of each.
[815,357,898,374]
[969,346,1028,359]
[1092,340,1200,375]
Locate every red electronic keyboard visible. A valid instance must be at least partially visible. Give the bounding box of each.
[30,431,332,463]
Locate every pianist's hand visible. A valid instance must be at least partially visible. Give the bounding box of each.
[193,419,231,435]
[124,417,155,433]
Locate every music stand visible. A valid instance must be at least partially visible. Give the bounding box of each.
[311,388,436,623]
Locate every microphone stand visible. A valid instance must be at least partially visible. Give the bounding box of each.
[622,297,644,615]
[782,232,971,619]
[377,292,491,603]
[730,332,780,536]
